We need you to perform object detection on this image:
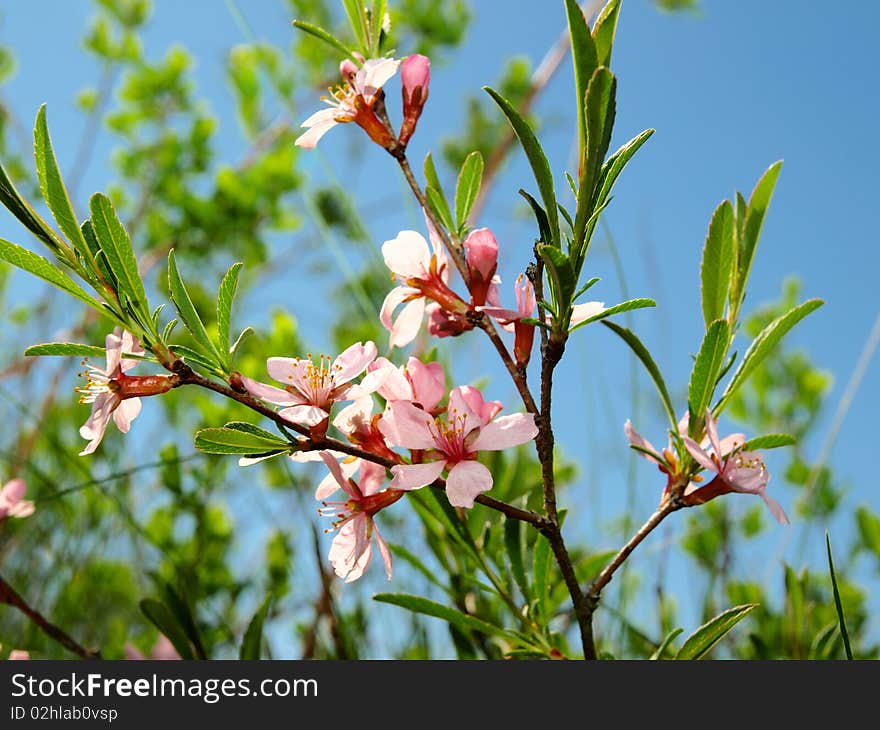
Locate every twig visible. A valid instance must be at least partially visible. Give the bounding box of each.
[0,574,101,659]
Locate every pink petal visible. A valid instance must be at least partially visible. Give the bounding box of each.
[358,461,388,497]
[445,461,493,509]
[761,492,790,526]
[266,358,311,392]
[8,650,30,660]
[407,358,445,411]
[378,400,437,450]
[372,357,413,402]
[1,479,27,504]
[279,404,329,427]
[389,298,426,348]
[624,420,663,465]
[7,499,35,519]
[314,459,359,501]
[124,644,146,661]
[332,398,375,436]
[240,374,302,406]
[104,329,124,374]
[388,460,446,491]
[356,58,401,101]
[382,230,432,279]
[112,397,142,433]
[373,524,393,580]
[120,330,144,371]
[295,112,338,150]
[724,451,769,493]
[328,516,371,582]
[464,228,498,279]
[704,409,722,459]
[332,341,378,385]
[447,386,485,435]
[718,433,747,457]
[79,393,118,456]
[319,451,361,500]
[682,436,718,473]
[470,413,538,451]
[569,301,606,328]
[380,285,419,331]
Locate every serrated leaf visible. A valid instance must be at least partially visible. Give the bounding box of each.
[455,151,483,230]
[240,597,271,660]
[216,261,242,368]
[688,319,730,433]
[194,426,290,456]
[595,129,653,211]
[825,532,853,659]
[34,106,91,262]
[138,599,195,660]
[223,421,284,440]
[735,161,782,308]
[229,327,254,358]
[741,434,796,451]
[291,20,358,59]
[592,0,621,67]
[701,200,735,326]
[563,0,598,160]
[0,238,106,311]
[650,627,683,660]
[24,342,106,358]
[602,320,677,428]
[167,250,223,366]
[674,603,757,659]
[373,593,511,641]
[715,299,824,414]
[89,193,149,319]
[484,86,559,246]
[568,297,656,332]
[504,518,530,603]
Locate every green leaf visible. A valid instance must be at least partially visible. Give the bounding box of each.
[89,193,149,320]
[504,518,530,603]
[674,603,757,659]
[825,531,853,660]
[0,238,106,311]
[425,186,455,233]
[649,627,683,660]
[595,128,654,208]
[373,593,511,641]
[454,151,484,230]
[808,622,840,661]
[568,297,656,333]
[216,261,243,368]
[369,0,387,55]
[601,320,677,428]
[740,434,796,451]
[169,344,223,374]
[518,189,552,245]
[229,327,254,357]
[239,597,272,660]
[484,86,559,246]
[291,20,358,59]
[687,319,730,433]
[537,244,576,318]
[700,200,735,327]
[138,599,195,660]
[592,0,622,67]
[341,0,369,52]
[388,543,449,594]
[735,161,782,308]
[563,0,598,160]
[532,534,553,629]
[167,249,223,366]
[856,507,880,557]
[0,163,68,255]
[159,583,207,660]
[24,342,106,359]
[194,426,290,456]
[714,299,824,414]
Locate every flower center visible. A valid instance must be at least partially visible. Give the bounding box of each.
[75,364,117,404]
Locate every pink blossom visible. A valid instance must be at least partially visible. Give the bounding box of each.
[681,410,789,525]
[0,479,34,521]
[317,452,402,582]
[464,228,498,306]
[569,301,607,328]
[480,274,537,365]
[399,54,430,145]
[124,635,180,660]
[240,342,381,429]
[379,386,537,508]
[369,356,445,412]
[7,650,29,660]
[296,57,400,150]
[380,228,467,348]
[78,329,144,456]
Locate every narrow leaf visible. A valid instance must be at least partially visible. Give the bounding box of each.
[825,531,853,659]
[735,161,782,306]
[484,87,559,246]
[602,320,677,428]
[563,0,598,158]
[455,151,484,229]
[24,342,107,359]
[518,189,552,245]
[216,261,242,367]
[0,163,68,254]
[715,299,824,414]
[688,319,730,433]
[532,534,553,628]
[741,434,796,451]
[167,250,223,365]
[341,0,369,51]
[373,593,510,640]
[675,603,757,659]
[592,0,622,67]
[138,599,195,660]
[595,128,654,208]
[504,518,530,603]
[194,426,289,456]
[700,200,735,326]
[649,627,683,660]
[291,20,358,59]
[568,297,656,332]
[425,185,455,233]
[240,597,272,660]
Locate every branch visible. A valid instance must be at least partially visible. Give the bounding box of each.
[0,574,101,659]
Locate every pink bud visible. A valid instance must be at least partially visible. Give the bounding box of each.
[464,228,499,306]
[399,54,431,146]
[339,52,365,80]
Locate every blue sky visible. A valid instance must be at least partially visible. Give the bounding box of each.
[1,1,877,650]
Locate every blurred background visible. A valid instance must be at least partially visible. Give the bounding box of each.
[0,0,876,658]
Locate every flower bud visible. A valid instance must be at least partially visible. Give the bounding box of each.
[464,228,498,306]
[398,54,431,146]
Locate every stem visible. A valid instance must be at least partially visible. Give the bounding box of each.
[0,574,101,659]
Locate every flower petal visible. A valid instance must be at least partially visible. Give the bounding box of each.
[318,451,361,500]
[373,523,393,580]
[1,479,27,504]
[378,400,437,450]
[332,398,375,436]
[407,358,445,411]
[382,230,432,279]
[328,516,371,582]
[704,409,723,459]
[388,460,446,491]
[358,461,387,497]
[295,112,339,150]
[470,413,538,451]
[624,420,663,465]
[389,298,426,348]
[682,436,718,473]
[372,357,413,402]
[279,404,329,427]
[445,461,493,508]
[112,397,142,433]
[569,301,606,328]
[761,492,790,526]
[332,341,378,385]
[240,374,303,406]
[447,386,486,435]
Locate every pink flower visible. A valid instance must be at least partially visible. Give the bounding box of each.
[7,650,29,660]
[569,301,606,328]
[681,410,789,525]
[464,228,498,306]
[0,479,34,521]
[78,329,144,456]
[296,57,400,150]
[241,342,381,430]
[124,635,180,660]
[380,228,468,348]
[378,386,537,508]
[317,452,402,582]
[369,356,445,412]
[399,54,430,145]
[480,274,537,365]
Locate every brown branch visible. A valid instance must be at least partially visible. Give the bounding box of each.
[0,573,101,659]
